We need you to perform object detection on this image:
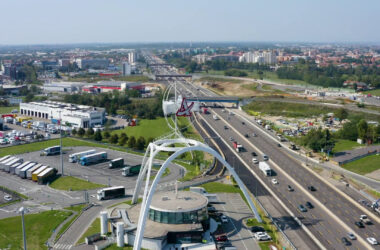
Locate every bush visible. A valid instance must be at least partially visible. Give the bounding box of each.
[77,128,85,137]
[128,136,136,148]
[86,128,94,138]
[109,134,119,144]
[94,130,102,141]
[136,136,146,150]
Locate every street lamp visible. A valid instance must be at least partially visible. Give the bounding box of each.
[59,111,63,176]
[18,207,28,250]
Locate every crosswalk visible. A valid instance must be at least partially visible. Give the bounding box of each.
[53,243,72,249]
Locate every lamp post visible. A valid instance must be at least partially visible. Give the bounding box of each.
[59,111,63,176]
[19,207,27,250]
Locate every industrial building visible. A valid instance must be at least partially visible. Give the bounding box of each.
[19,101,105,128]
[122,62,131,76]
[42,81,86,93]
[82,81,145,93]
[100,190,216,250]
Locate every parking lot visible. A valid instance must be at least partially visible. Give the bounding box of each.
[0,190,17,206]
[212,193,261,250]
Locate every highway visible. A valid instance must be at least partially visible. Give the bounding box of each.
[145,52,380,249]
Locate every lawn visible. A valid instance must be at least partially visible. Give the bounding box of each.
[332,139,361,153]
[50,176,106,191]
[0,210,72,250]
[55,204,87,241]
[0,106,18,114]
[341,154,380,175]
[76,217,100,244]
[363,89,380,96]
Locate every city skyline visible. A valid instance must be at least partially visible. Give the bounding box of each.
[1,0,380,45]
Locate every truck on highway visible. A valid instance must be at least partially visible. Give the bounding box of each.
[213,114,219,120]
[259,162,272,176]
[32,165,48,182]
[69,149,97,163]
[109,158,124,169]
[43,146,61,156]
[122,165,141,176]
[97,186,125,200]
[80,152,107,166]
[37,168,57,185]
[201,107,209,114]
[233,142,243,152]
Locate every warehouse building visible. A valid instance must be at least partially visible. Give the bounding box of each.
[82,81,145,93]
[19,101,105,128]
[42,81,86,93]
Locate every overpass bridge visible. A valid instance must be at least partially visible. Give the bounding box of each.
[187,96,239,105]
[155,74,193,80]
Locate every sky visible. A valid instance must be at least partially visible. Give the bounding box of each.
[1,0,380,45]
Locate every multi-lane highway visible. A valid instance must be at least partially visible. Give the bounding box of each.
[145,52,380,249]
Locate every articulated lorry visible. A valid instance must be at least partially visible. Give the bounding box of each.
[26,164,43,179]
[122,165,141,176]
[80,152,107,166]
[37,168,57,185]
[3,158,23,172]
[43,146,61,156]
[69,149,96,163]
[233,142,243,152]
[109,158,124,169]
[259,162,272,176]
[97,186,125,200]
[32,165,48,181]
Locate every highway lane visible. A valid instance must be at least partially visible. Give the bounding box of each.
[210,108,380,248]
[201,111,365,249]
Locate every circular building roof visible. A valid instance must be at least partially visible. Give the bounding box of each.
[150,191,208,213]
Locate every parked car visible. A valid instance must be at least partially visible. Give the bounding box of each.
[216,235,228,242]
[252,133,257,137]
[367,237,378,245]
[308,186,317,191]
[221,215,229,223]
[298,204,307,212]
[4,195,12,201]
[255,232,271,241]
[208,207,216,212]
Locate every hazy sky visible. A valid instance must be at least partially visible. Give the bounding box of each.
[1,0,379,45]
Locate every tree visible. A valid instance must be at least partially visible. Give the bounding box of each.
[77,128,85,137]
[109,134,119,144]
[335,108,348,122]
[127,136,136,148]
[357,119,368,141]
[25,93,34,102]
[86,127,94,137]
[337,120,358,141]
[118,133,128,146]
[103,131,111,139]
[146,137,154,146]
[71,128,77,136]
[136,136,146,150]
[94,130,103,141]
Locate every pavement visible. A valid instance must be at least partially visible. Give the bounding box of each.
[333,145,380,165]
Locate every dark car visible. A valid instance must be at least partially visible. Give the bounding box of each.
[245,134,249,138]
[242,122,245,125]
[341,237,351,246]
[305,201,314,209]
[287,185,294,192]
[251,152,257,156]
[224,125,228,130]
[308,186,317,191]
[251,226,265,233]
[216,235,228,242]
[355,221,365,228]
[298,204,307,212]
[277,143,281,147]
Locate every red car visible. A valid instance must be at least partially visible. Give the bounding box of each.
[216,235,228,242]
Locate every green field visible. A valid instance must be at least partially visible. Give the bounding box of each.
[0,210,72,250]
[68,75,149,83]
[363,89,380,96]
[50,176,106,191]
[0,106,18,114]
[76,218,100,244]
[333,139,361,153]
[341,154,380,175]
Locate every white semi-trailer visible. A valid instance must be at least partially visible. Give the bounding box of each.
[259,162,272,176]
[69,149,97,163]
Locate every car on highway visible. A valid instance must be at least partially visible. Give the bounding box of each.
[305,201,313,209]
[221,215,229,223]
[4,195,12,201]
[263,155,269,161]
[367,237,378,245]
[360,214,372,224]
[308,185,317,191]
[252,158,259,164]
[229,137,234,141]
[245,134,249,138]
[251,152,257,156]
[251,226,265,233]
[347,232,356,240]
[287,185,294,192]
[298,204,307,212]
[271,179,278,185]
[252,133,257,137]
[354,221,365,228]
[242,122,245,125]
[341,237,351,246]
[224,125,228,130]
[216,235,228,242]
[277,143,281,147]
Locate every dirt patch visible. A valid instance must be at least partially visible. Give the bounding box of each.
[365,169,380,181]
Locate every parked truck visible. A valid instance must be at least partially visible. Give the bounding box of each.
[9,161,29,174]
[37,168,57,185]
[19,163,38,179]
[32,165,48,182]
[80,152,107,166]
[26,164,43,179]
[4,158,23,172]
[97,186,125,200]
[0,156,16,170]
[69,149,97,163]
[259,162,272,176]
[16,162,35,176]
[43,146,61,156]
[109,158,124,169]
[233,141,243,152]
[122,165,141,176]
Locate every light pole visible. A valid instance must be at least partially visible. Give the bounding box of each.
[19,207,27,250]
[59,111,63,176]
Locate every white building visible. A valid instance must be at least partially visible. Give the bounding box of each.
[19,101,105,128]
[239,51,276,64]
[42,81,86,93]
[122,62,131,76]
[128,52,136,64]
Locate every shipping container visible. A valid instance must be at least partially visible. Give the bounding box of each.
[37,168,57,185]
[32,165,48,181]
[26,164,43,179]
